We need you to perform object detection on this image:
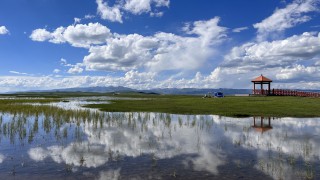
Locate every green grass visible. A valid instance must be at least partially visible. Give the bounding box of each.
[1,92,320,117]
[83,94,320,117]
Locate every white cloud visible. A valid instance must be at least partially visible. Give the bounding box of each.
[223,32,320,70]
[31,17,226,73]
[30,23,112,48]
[67,63,84,74]
[153,0,170,7]
[60,58,68,65]
[84,33,159,71]
[150,11,164,17]
[9,71,33,76]
[30,29,52,41]
[1,65,320,92]
[96,0,123,23]
[84,14,95,19]
[53,69,60,73]
[232,26,248,33]
[73,17,81,25]
[96,0,170,22]
[276,64,320,82]
[201,31,320,89]
[253,0,320,41]
[124,0,152,15]
[0,26,9,35]
[84,17,227,72]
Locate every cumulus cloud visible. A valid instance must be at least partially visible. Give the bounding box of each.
[0,71,153,92]
[30,29,52,41]
[206,0,320,89]
[223,32,320,70]
[253,0,320,41]
[0,26,9,35]
[123,0,152,15]
[96,0,170,22]
[276,64,320,82]
[177,0,320,89]
[2,65,320,93]
[96,0,123,23]
[30,23,112,48]
[202,31,320,89]
[84,17,227,72]
[67,63,84,74]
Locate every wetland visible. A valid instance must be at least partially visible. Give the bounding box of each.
[0,93,319,179]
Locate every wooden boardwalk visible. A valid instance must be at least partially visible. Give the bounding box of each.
[253,89,320,97]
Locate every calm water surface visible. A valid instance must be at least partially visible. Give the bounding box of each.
[0,100,319,179]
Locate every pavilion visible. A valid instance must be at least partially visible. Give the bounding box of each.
[251,117,273,134]
[251,74,272,95]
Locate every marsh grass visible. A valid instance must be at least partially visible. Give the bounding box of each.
[83,95,320,117]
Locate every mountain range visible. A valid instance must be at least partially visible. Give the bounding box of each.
[46,86,252,95]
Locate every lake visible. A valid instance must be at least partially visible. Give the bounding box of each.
[0,99,319,179]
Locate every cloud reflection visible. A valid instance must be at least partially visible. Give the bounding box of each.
[26,113,320,179]
[0,154,4,163]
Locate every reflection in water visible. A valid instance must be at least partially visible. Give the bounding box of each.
[0,154,4,163]
[252,117,273,133]
[0,108,319,179]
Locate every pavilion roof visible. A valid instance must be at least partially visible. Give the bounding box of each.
[251,75,272,82]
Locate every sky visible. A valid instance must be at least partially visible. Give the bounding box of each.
[0,0,320,92]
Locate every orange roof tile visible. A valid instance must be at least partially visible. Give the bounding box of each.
[251,75,272,82]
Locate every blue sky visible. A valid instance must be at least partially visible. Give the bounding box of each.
[0,0,320,92]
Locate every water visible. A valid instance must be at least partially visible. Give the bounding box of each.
[0,102,319,179]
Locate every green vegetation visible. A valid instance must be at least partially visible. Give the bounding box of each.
[83,94,320,117]
[1,92,320,117]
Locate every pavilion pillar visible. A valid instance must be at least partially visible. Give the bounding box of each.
[268,83,271,95]
[253,83,256,94]
[261,83,263,95]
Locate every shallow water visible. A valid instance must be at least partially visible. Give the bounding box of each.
[29,96,147,111]
[0,104,319,179]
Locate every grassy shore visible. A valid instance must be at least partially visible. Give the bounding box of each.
[84,94,320,117]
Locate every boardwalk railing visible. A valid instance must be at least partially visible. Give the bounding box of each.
[253,89,320,97]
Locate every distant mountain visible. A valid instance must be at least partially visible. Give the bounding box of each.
[6,86,320,95]
[32,86,252,95]
[51,86,135,93]
[141,88,251,95]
